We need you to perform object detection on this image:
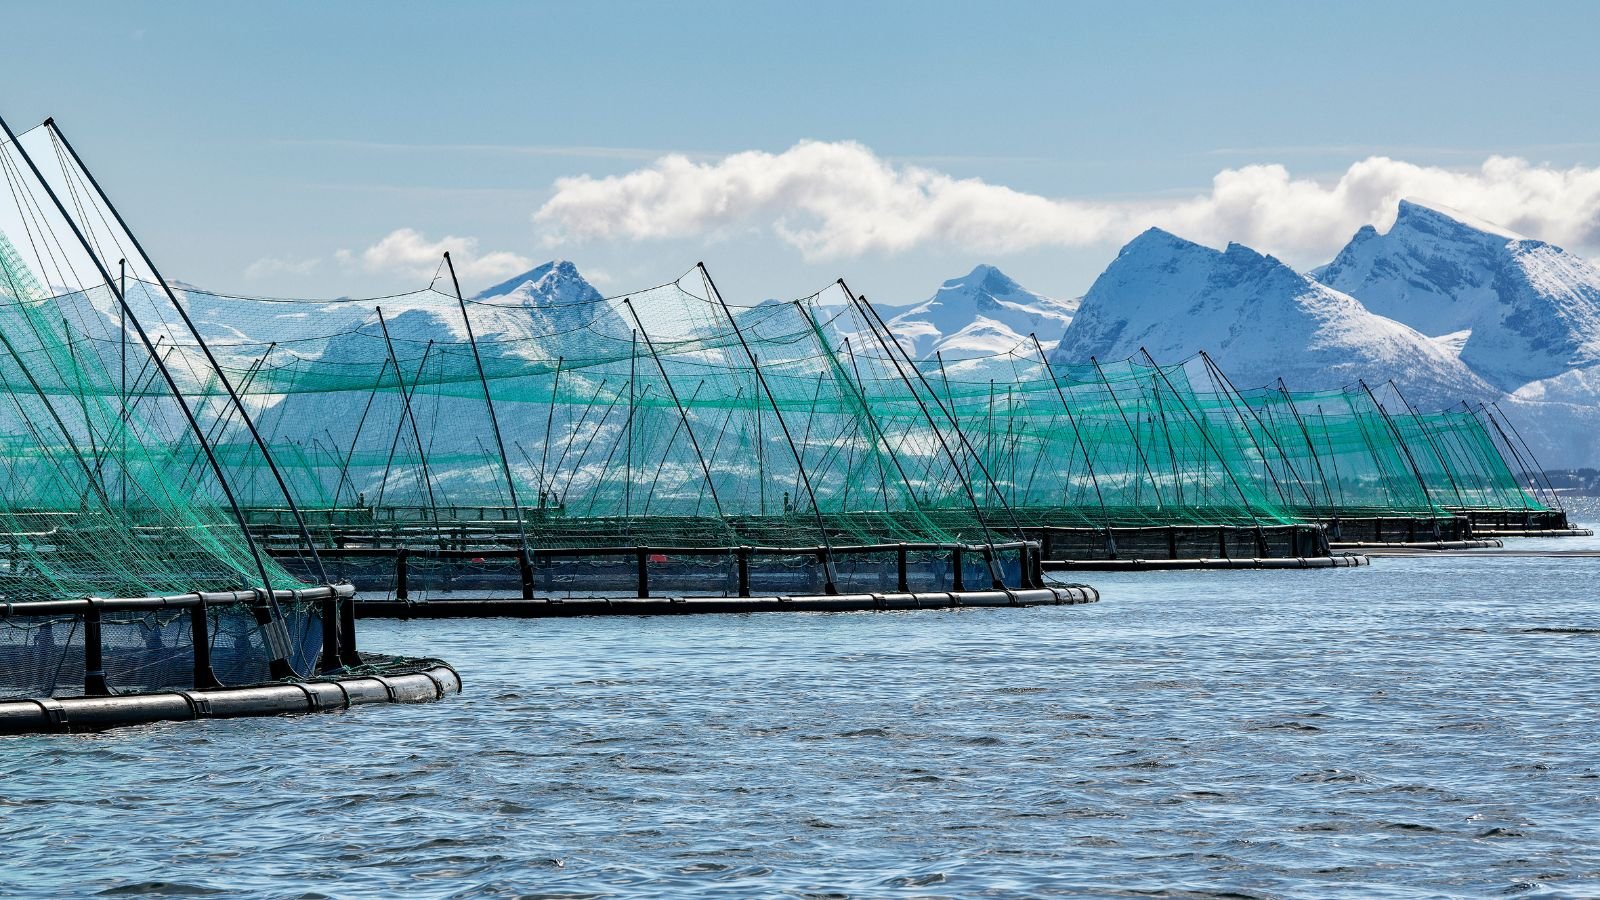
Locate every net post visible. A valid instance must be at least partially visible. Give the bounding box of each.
[896,543,909,593]
[262,589,295,681]
[696,263,836,552]
[0,112,288,628]
[337,590,361,667]
[83,600,109,696]
[737,546,751,597]
[318,590,342,674]
[518,547,535,600]
[982,543,1003,590]
[442,252,532,572]
[950,546,965,591]
[844,282,1023,544]
[189,598,222,689]
[635,547,650,598]
[395,548,410,601]
[817,546,838,595]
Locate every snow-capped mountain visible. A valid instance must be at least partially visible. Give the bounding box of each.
[1052,228,1495,406]
[1500,368,1600,467]
[252,260,617,503]
[882,264,1076,358]
[1314,199,1600,391]
[475,260,603,304]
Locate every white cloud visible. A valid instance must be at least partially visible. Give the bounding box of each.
[533,140,1600,266]
[336,228,533,283]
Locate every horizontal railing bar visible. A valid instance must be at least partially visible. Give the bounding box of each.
[270,541,1037,561]
[1,583,353,617]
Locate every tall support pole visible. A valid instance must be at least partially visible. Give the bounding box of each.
[1359,379,1438,513]
[1317,403,1349,509]
[1491,400,1565,514]
[377,311,444,537]
[1197,352,1315,514]
[1385,381,1466,508]
[1458,405,1529,511]
[1,112,293,678]
[1147,369,1186,510]
[329,358,392,511]
[538,356,562,507]
[443,253,529,557]
[118,257,126,513]
[374,341,434,510]
[843,283,1026,588]
[1029,335,1111,525]
[622,298,725,517]
[932,352,976,486]
[844,282,1023,542]
[1480,405,1545,512]
[46,118,328,588]
[626,328,637,518]
[1277,379,1338,512]
[696,264,838,589]
[1426,408,1495,505]
[806,311,920,513]
[1088,356,1164,510]
[1143,350,1264,526]
[175,344,274,493]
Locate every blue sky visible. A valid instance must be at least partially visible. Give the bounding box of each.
[7,1,1600,304]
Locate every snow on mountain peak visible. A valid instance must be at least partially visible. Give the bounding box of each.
[1314,199,1600,390]
[884,264,1076,358]
[1395,198,1526,242]
[1054,228,1493,406]
[474,260,603,305]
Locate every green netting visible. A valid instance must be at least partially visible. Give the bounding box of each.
[1237,384,1547,517]
[0,120,1548,561]
[66,270,1546,546]
[0,124,314,598]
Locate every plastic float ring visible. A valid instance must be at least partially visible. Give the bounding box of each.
[370,675,400,703]
[328,679,353,710]
[29,698,68,730]
[421,669,447,700]
[175,690,213,718]
[290,682,322,713]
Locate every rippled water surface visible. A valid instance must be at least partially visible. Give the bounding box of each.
[5,525,1600,897]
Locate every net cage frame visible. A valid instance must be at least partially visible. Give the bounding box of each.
[0,117,358,699]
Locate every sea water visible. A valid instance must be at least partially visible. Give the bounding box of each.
[3,516,1598,897]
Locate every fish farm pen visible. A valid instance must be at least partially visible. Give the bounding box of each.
[0,116,459,733]
[0,105,1582,707]
[183,271,1570,590]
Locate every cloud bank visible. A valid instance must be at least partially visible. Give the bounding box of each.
[533,140,1600,264]
[335,228,533,283]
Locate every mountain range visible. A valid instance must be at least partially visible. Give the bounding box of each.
[151,205,1600,469]
[1051,227,1494,407]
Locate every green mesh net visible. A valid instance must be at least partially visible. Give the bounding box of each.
[106,274,1550,547]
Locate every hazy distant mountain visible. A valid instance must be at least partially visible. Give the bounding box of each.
[1052,228,1494,407]
[1314,199,1600,391]
[883,264,1076,359]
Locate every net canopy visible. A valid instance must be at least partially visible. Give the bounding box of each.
[1236,383,1550,517]
[84,270,1549,547]
[0,123,317,602]
[0,121,1549,565]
